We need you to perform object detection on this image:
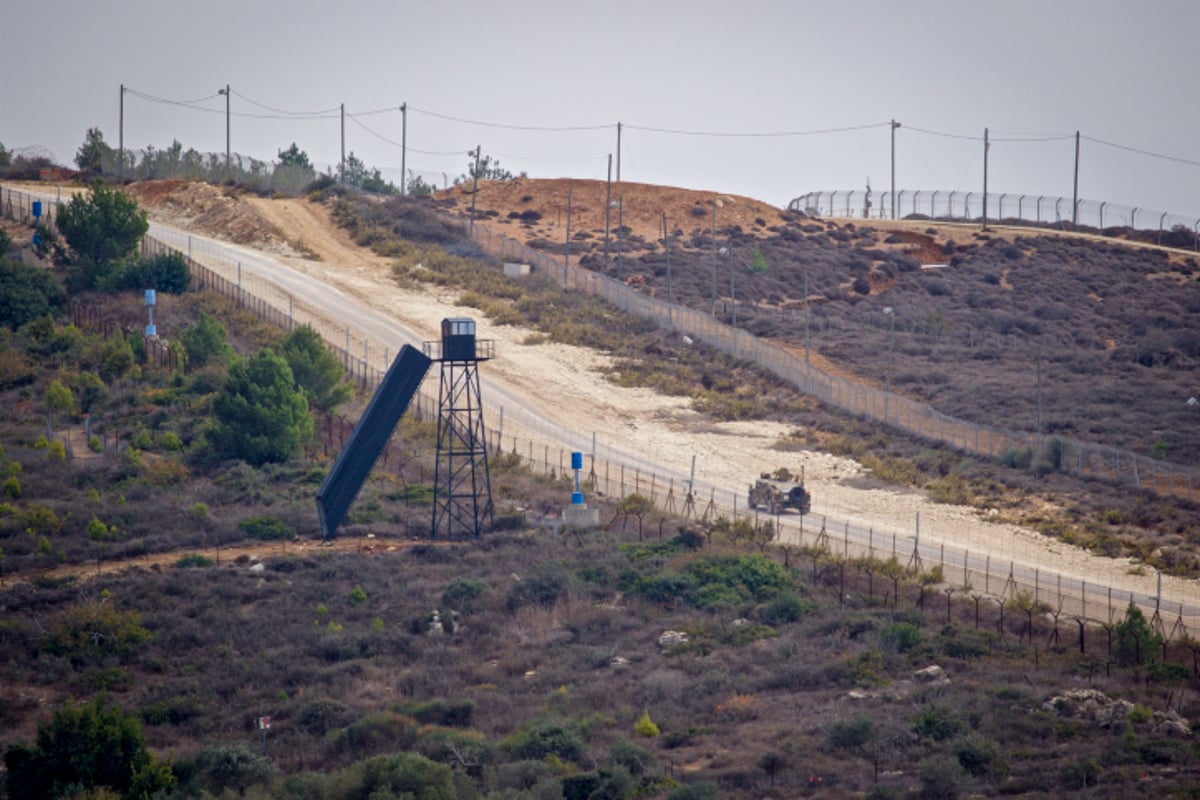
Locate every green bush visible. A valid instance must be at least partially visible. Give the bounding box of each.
[236,515,296,541]
[107,252,191,294]
[181,312,231,368]
[441,577,488,612]
[400,698,474,728]
[880,621,923,653]
[826,714,875,750]
[912,704,965,742]
[174,553,214,568]
[3,695,174,800]
[0,258,65,330]
[508,721,584,762]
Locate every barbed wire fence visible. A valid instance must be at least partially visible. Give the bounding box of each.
[3,183,1199,643]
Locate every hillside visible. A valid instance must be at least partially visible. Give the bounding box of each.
[436,178,1200,471]
[2,179,1199,799]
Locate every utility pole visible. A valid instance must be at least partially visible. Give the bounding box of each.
[565,186,572,273]
[616,121,622,183]
[662,212,672,327]
[218,84,230,181]
[399,102,407,196]
[468,146,481,241]
[616,195,624,280]
[339,104,345,183]
[604,154,612,262]
[982,127,990,230]
[711,204,718,314]
[118,84,125,181]
[1072,131,1080,227]
[890,119,901,219]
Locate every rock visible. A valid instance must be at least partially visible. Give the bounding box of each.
[611,656,630,669]
[913,665,949,684]
[658,630,689,649]
[1152,710,1193,738]
[248,562,265,572]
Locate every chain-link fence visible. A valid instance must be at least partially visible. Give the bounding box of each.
[794,189,1200,250]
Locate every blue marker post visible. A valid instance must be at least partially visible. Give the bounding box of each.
[31,201,42,246]
[563,450,599,528]
[145,289,157,337]
[571,451,584,505]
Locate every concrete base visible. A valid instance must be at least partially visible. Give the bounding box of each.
[563,504,601,529]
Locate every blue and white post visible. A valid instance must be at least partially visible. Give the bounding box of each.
[563,450,600,528]
[144,289,157,337]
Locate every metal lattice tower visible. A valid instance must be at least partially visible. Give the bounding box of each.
[426,318,494,538]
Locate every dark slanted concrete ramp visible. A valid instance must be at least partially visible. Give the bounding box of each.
[317,345,431,541]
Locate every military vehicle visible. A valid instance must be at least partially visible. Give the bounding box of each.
[747,472,811,515]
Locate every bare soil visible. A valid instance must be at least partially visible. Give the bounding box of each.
[125,180,1196,612]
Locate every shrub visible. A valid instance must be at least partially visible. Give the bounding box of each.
[441,577,488,613]
[508,721,584,761]
[3,695,174,800]
[912,704,965,742]
[2,476,19,499]
[400,698,474,728]
[181,312,231,367]
[349,584,368,605]
[322,753,454,800]
[0,258,65,330]
[174,553,214,568]
[826,714,875,750]
[633,709,660,738]
[109,252,191,294]
[236,515,296,541]
[918,755,969,800]
[194,742,274,797]
[42,601,151,664]
[880,621,923,652]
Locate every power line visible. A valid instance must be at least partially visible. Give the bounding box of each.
[230,89,340,117]
[623,121,890,138]
[125,87,222,109]
[1082,135,1200,169]
[408,106,613,132]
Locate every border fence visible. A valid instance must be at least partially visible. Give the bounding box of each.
[2,183,1198,639]
[793,189,1200,251]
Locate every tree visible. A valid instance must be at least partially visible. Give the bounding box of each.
[194,742,274,797]
[278,324,351,410]
[277,142,312,170]
[0,259,65,329]
[1115,601,1162,667]
[55,182,148,287]
[209,348,314,465]
[458,153,514,184]
[75,127,112,174]
[45,378,75,428]
[3,695,175,800]
[407,174,437,197]
[180,312,231,367]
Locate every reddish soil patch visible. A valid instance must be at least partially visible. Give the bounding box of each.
[438,177,791,249]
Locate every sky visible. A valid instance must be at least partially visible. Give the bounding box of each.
[2,0,1198,224]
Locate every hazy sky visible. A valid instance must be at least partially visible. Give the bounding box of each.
[3,0,1198,222]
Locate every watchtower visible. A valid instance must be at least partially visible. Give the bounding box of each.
[425,318,495,538]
